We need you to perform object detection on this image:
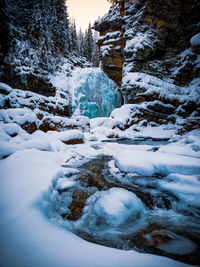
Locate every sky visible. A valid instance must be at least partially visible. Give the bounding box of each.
[67,0,111,31]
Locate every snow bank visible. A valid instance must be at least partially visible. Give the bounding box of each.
[159,130,200,158]
[114,149,200,176]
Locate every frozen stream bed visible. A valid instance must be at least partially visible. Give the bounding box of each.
[42,137,200,266]
[0,121,199,267]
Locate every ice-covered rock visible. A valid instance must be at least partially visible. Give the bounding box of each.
[76,188,146,228]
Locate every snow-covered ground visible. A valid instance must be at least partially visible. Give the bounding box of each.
[0,145,197,267]
[0,106,200,266]
[0,78,200,266]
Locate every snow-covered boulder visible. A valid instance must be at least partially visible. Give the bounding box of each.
[76,188,146,228]
[0,82,12,95]
[39,115,89,132]
[48,130,85,145]
[0,108,38,134]
[190,32,200,54]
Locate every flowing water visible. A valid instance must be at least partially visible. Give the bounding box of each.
[42,139,200,266]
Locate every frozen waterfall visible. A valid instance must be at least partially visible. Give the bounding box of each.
[70,68,122,118]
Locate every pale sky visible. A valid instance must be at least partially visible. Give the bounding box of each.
[67,0,111,31]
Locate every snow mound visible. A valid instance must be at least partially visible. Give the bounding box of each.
[78,188,146,227]
[0,108,38,126]
[47,130,84,144]
[190,33,200,47]
[0,82,12,95]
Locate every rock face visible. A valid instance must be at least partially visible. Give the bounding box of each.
[94,0,200,123]
[94,4,125,86]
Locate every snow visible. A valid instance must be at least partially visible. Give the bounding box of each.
[158,130,200,158]
[0,78,199,266]
[0,108,38,125]
[100,44,113,57]
[122,72,200,103]
[111,104,134,122]
[124,31,154,54]
[114,149,200,176]
[0,149,191,267]
[82,188,146,227]
[39,115,90,132]
[158,173,200,207]
[98,31,122,41]
[190,33,200,47]
[47,129,84,143]
[0,82,12,94]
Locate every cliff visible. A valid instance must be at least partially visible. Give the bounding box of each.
[94,0,200,126]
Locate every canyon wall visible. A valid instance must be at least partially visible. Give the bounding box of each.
[94,0,200,125]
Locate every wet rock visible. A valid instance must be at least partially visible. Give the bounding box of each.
[63,190,89,221]
[81,156,112,190]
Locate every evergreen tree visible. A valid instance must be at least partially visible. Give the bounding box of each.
[91,30,100,67]
[87,23,93,62]
[3,0,70,72]
[77,28,84,57]
[69,18,78,53]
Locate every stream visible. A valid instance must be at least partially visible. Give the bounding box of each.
[42,138,200,266]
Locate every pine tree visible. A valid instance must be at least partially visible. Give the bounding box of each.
[91,30,100,67]
[69,18,78,53]
[77,28,84,57]
[3,0,71,72]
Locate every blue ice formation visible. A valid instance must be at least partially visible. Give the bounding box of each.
[72,68,121,118]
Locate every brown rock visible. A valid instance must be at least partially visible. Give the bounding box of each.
[63,190,89,221]
[63,139,84,145]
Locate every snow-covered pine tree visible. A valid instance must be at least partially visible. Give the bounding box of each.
[3,0,70,73]
[69,18,78,53]
[91,30,100,67]
[77,28,85,57]
[87,23,94,62]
